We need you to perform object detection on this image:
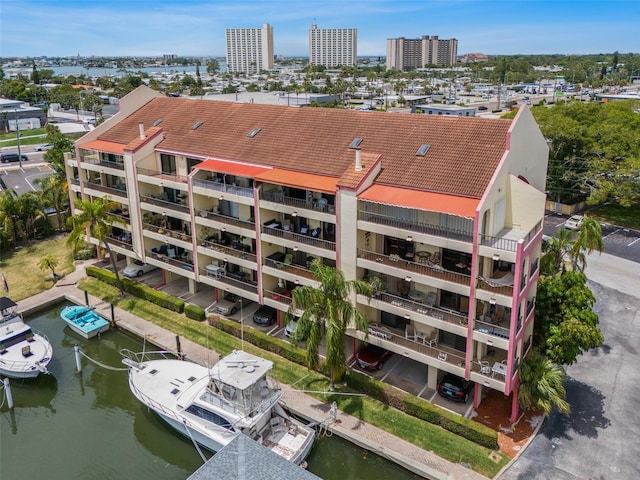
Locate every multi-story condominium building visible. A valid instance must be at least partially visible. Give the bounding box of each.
[69,86,548,423]
[308,24,357,67]
[225,23,274,74]
[386,36,458,70]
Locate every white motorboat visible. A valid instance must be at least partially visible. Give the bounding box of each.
[0,297,53,379]
[122,349,315,465]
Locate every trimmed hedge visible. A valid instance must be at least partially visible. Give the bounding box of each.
[85,266,185,313]
[185,303,206,321]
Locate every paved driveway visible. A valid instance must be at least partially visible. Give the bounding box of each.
[500,253,640,480]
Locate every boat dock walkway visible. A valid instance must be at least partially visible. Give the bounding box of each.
[16,260,488,480]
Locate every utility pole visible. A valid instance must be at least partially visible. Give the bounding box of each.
[14,110,23,169]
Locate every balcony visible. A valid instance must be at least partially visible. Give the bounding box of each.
[357,249,471,288]
[474,318,510,340]
[350,325,467,371]
[264,288,293,307]
[83,181,127,198]
[142,223,193,244]
[263,189,335,214]
[78,154,125,171]
[262,256,315,281]
[200,267,258,295]
[107,233,134,252]
[140,194,190,215]
[199,239,257,264]
[192,178,254,198]
[479,220,543,254]
[368,291,469,328]
[358,210,473,243]
[109,210,131,226]
[197,209,255,231]
[262,225,336,252]
[137,167,188,185]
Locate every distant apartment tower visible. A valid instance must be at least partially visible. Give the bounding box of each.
[386,36,458,71]
[308,24,357,67]
[225,23,274,74]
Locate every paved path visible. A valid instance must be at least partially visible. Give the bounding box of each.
[16,261,488,480]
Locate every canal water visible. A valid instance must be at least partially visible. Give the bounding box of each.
[0,303,419,480]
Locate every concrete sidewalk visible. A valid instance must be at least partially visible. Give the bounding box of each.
[16,260,488,480]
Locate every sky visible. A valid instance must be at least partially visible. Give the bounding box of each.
[1,0,638,58]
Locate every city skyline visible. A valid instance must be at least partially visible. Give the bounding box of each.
[1,0,638,58]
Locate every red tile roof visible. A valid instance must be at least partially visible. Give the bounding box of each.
[97,97,512,199]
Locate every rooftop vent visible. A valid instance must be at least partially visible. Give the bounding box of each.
[416,144,430,156]
[152,118,163,127]
[349,137,363,149]
[247,127,261,138]
[191,121,203,130]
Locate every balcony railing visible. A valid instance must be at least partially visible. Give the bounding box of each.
[107,233,133,250]
[201,269,258,294]
[479,233,518,252]
[142,223,193,243]
[137,167,188,184]
[357,249,471,287]
[351,324,467,369]
[140,194,190,214]
[264,289,293,306]
[358,210,473,242]
[474,318,510,340]
[193,178,254,198]
[80,156,125,171]
[83,181,127,197]
[200,240,257,263]
[372,291,469,327]
[263,189,335,214]
[263,226,336,252]
[198,210,255,229]
[109,211,130,225]
[262,257,315,280]
[146,250,194,271]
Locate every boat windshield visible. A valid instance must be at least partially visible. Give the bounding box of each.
[184,404,235,431]
[0,329,33,352]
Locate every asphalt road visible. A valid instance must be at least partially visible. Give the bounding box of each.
[544,213,640,264]
[499,253,640,480]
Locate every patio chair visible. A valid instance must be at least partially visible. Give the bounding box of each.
[427,333,439,348]
[438,351,448,362]
[424,291,437,307]
[480,361,491,375]
[405,324,418,341]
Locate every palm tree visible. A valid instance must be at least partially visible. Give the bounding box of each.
[38,254,59,279]
[540,228,574,275]
[36,174,68,230]
[66,196,123,295]
[0,189,21,247]
[288,259,373,390]
[518,349,570,417]
[570,216,604,271]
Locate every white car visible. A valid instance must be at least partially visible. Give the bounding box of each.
[564,215,584,230]
[35,144,53,151]
[122,260,158,278]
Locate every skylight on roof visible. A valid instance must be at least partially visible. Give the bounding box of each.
[152,118,163,127]
[247,127,261,138]
[191,121,203,130]
[349,137,363,149]
[416,144,430,156]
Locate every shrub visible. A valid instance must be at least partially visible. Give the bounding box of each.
[185,303,206,321]
[440,409,498,449]
[74,246,97,260]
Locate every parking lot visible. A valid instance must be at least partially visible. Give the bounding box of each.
[544,212,640,263]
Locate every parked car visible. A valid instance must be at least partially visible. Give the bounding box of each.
[356,344,392,371]
[437,373,473,403]
[35,144,53,151]
[214,293,245,316]
[564,215,584,230]
[284,316,307,340]
[1,153,29,163]
[253,305,277,326]
[122,260,158,278]
[477,105,488,111]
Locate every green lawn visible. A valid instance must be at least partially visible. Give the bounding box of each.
[588,203,640,230]
[0,236,75,300]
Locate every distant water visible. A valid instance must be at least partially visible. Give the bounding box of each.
[0,303,418,480]
[48,63,227,78]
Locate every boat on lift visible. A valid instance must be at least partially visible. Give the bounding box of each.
[122,349,315,465]
[0,297,53,379]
